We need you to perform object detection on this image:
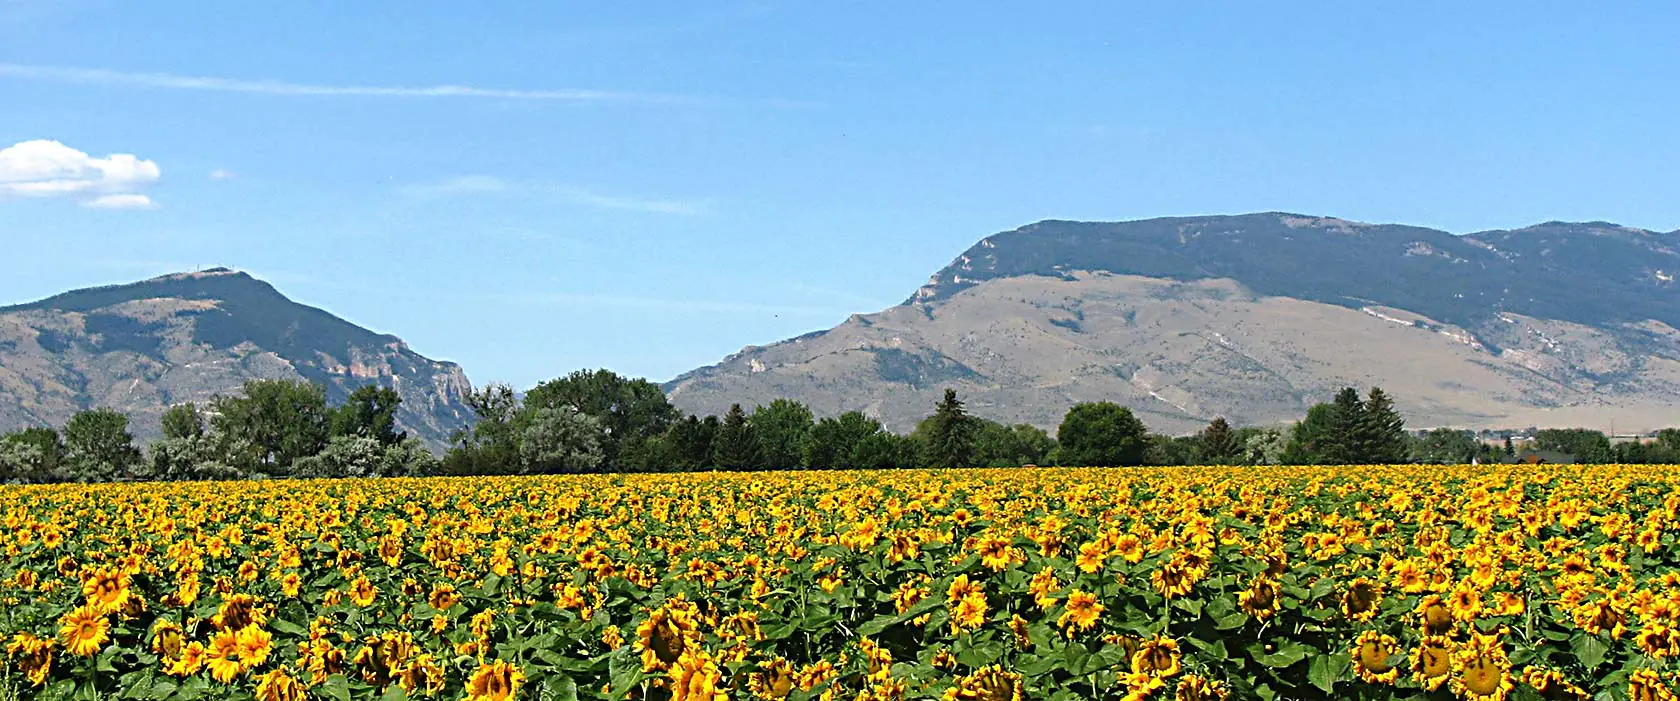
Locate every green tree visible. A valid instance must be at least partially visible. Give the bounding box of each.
[852,431,916,470]
[712,404,761,470]
[160,402,205,440]
[1056,402,1149,467]
[147,431,250,481]
[1244,427,1288,465]
[1357,388,1409,463]
[663,415,721,471]
[440,383,521,476]
[924,389,977,468]
[805,411,888,470]
[293,435,385,479]
[1146,434,1201,466]
[330,384,404,446]
[211,379,330,476]
[972,420,1055,467]
[0,439,45,484]
[1,427,67,482]
[750,399,814,469]
[1533,428,1613,463]
[63,408,142,481]
[1282,403,1338,465]
[522,369,679,469]
[1412,428,1479,464]
[519,406,605,474]
[1198,417,1241,465]
[1321,387,1367,465]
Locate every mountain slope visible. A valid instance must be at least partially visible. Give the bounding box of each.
[668,213,1680,433]
[0,268,474,447]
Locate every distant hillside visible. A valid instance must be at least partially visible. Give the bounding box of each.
[0,268,474,447]
[668,213,1680,434]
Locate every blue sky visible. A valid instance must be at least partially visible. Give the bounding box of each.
[2,2,1678,389]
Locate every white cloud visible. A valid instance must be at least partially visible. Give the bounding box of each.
[0,63,690,104]
[0,139,161,207]
[208,168,235,180]
[399,175,513,198]
[82,193,157,209]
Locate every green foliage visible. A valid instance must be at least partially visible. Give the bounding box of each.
[1145,434,1203,466]
[804,411,891,469]
[1285,388,1408,465]
[1411,427,1479,464]
[664,415,721,471]
[749,399,814,469]
[711,404,761,470]
[329,384,405,446]
[518,407,605,474]
[0,427,67,483]
[1356,388,1409,463]
[1534,428,1614,463]
[62,408,142,482]
[211,379,330,476]
[923,389,977,468]
[522,369,679,469]
[159,402,205,440]
[972,420,1055,467]
[1243,427,1288,465]
[440,383,521,476]
[1055,401,1148,467]
[1198,417,1241,464]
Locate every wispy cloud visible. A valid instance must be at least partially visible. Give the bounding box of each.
[551,186,708,215]
[208,168,236,180]
[0,63,692,104]
[82,193,157,209]
[402,175,708,215]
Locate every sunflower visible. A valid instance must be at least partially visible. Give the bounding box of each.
[150,618,185,660]
[1009,614,1033,650]
[1416,595,1455,635]
[465,659,525,701]
[1341,577,1383,622]
[1175,675,1228,701]
[943,666,1024,701]
[1411,635,1454,691]
[398,653,447,696]
[1239,576,1280,620]
[1059,590,1104,634]
[1639,622,1680,659]
[1628,669,1676,701]
[57,604,109,657]
[1121,671,1167,701]
[206,628,246,683]
[1028,567,1060,610]
[1450,583,1486,623]
[1132,635,1182,678]
[748,658,795,699]
[1351,631,1400,684]
[254,667,308,701]
[429,583,461,610]
[670,650,726,701]
[348,576,378,607]
[1522,666,1588,701]
[637,598,700,672]
[5,631,55,686]
[213,593,266,631]
[164,642,207,677]
[1451,630,1513,701]
[79,567,132,614]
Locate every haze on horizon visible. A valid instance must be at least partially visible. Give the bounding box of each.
[3,2,1679,388]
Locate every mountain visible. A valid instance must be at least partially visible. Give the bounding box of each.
[0,268,474,447]
[667,213,1680,434]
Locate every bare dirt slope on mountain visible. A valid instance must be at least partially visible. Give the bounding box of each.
[0,269,474,447]
[668,272,1680,434]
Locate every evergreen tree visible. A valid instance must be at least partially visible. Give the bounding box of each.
[1321,387,1366,465]
[1358,388,1409,463]
[1503,436,1516,458]
[804,411,887,469]
[1282,403,1339,465]
[712,404,761,470]
[925,389,977,468]
[1199,417,1241,464]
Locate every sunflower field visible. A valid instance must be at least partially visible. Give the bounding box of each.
[2,465,1677,700]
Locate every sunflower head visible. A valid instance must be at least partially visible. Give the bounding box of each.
[1351,631,1400,684]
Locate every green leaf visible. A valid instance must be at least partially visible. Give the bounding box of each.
[1214,611,1249,630]
[1186,637,1228,661]
[1573,634,1609,670]
[544,675,581,701]
[1308,652,1349,694]
[270,618,308,636]
[381,686,410,701]
[320,674,353,701]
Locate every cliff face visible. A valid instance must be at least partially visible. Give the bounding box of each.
[668,213,1680,433]
[0,268,474,448]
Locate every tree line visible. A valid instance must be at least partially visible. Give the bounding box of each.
[0,369,1668,484]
